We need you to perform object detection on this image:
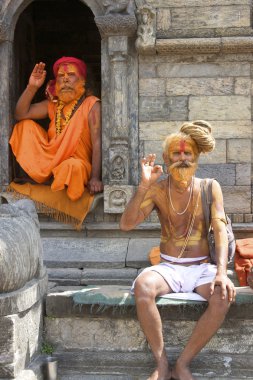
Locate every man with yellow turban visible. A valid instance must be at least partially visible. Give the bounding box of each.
[120,121,236,380]
[9,57,103,228]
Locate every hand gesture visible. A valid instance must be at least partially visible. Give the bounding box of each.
[140,154,163,188]
[28,62,47,89]
[210,273,236,303]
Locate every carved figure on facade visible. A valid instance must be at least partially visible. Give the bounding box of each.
[103,0,135,15]
[95,0,136,37]
[109,189,127,208]
[111,155,126,180]
[135,5,156,54]
[0,199,45,293]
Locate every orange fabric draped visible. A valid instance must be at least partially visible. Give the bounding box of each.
[9,95,100,228]
[234,238,253,286]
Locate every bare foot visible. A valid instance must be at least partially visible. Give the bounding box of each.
[148,365,172,380]
[171,361,196,380]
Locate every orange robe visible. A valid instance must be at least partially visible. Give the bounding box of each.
[9,95,100,228]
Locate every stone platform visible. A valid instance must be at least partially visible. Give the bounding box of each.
[43,284,253,380]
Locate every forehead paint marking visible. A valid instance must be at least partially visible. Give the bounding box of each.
[179,139,186,153]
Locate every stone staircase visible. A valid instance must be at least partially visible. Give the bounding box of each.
[1,188,253,380]
[37,218,253,380]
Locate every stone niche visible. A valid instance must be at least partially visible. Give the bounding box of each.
[0,0,139,216]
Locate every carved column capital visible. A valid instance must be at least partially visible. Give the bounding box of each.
[135,5,156,55]
[95,14,137,38]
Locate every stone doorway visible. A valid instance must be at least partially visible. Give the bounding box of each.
[0,0,138,216]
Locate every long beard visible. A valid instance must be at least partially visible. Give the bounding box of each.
[55,81,85,104]
[168,161,197,188]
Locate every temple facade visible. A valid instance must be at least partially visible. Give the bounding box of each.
[0,0,252,223]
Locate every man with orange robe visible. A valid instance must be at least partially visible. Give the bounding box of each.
[9,57,103,227]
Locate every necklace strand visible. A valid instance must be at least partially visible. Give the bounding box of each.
[55,94,84,135]
[177,188,200,259]
[168,175,194,215]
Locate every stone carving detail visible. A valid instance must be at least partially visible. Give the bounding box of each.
[135,5,156,54]
[95,0,137,37]
[104,185,135,213]
[103,0,135,15]
[111,155,126,181]
[0,199,44,293]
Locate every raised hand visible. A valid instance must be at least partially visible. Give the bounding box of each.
[28,62,47,89]
[140,153,163,188]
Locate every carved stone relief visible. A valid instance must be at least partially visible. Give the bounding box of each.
[109,146,128,182]
[135,4,156,54]
[95,0,137,37]
[104,185,135,213]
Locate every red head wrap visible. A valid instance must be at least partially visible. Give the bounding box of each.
[53,56,87,79]
[45,56,87,101]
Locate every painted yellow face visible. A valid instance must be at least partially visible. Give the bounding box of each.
[167,138,198,186]
[55,63,85,103]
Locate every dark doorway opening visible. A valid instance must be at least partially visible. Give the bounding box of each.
[12,0,101,181]
[14,0,101,103]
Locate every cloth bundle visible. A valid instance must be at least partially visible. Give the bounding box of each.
[234,238,253,286]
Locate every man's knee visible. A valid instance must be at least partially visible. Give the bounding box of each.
[134,274,157,300]
[208,286,230,314]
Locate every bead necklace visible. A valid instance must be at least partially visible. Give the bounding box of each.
[55,94,83,135]
[168,175,194,215]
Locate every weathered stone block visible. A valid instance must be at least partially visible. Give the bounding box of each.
[139,96,188,121]
[0,300,43,378]
[196,164,235,186]
[236,164,251,185]
[227,139,251,163]
[222,186,251,213]
[235,77,251,95]
[171,6,250,30]
[142,0,251,8]
[139,78,166,96]
[45,317,146,351]
[140,120,251,141]
[198,140,226,164]
[139,62,156,78]
[157,62,250,78]
[157,8,171,33]
[127,238,160,268]
[189,96,251,121]
[166,77,234,96]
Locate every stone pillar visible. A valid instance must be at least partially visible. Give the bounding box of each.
[95,1,138,214]
[0,21,12,191]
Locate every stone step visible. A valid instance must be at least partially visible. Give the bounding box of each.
[43,285,253,380]
[51,350,253,380]
[42,237,240,286]
[39,218,253,239]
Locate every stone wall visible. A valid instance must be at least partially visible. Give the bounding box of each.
[136,0,253,223]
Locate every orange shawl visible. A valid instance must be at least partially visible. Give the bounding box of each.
[9,95,100,228]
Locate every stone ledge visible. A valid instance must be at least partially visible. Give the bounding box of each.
[156,36,253,54]
[46,285,253,320]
